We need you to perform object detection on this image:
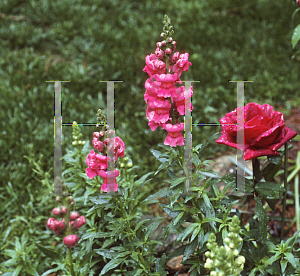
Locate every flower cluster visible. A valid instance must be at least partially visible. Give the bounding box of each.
[143,14,193,147]
[85,109,125,192]
[47,196,86,249]
[204,215,245,276]
[215,103,297,160]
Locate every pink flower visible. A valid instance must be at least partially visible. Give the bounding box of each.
[143,54,166,77]
[52,207,60,216]
[152,73,179,98]
[171,52,180,63]
[165,48,172,55]
[86,149,111,179]
[47,218,57,231]
[73,216,86,230]
[99,170,120,192]
[92,132,105,152]
[103,136,125,162]
[60,206,67,214]
[172,86,194,116]
[47,218,65,232]
[64,235,79,249]
[170,53,192,77]
[146,97,172,125]
[155,48,164,59]
[215,103,298,160]
[70,211,80,220]
[162,123,185,147]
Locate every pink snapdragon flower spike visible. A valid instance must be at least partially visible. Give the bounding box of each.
[163,123,185,147]
[64,234,79,249]
[143,15,192,146]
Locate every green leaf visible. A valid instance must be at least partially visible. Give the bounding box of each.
[169,177,186,189]
[183,238,198,262]
[292,24,300,49]
[190,224,202,242]
[254,182,285,199]
[35,243,61,261]
[158,253,167,272]
[284,230,300,251]
[134,172,153,186]
[177,223,199,242]
[265,198,277,211]
[280,259,288,274]
[262,161,281,182]
[167,169,177,180]
[194,132,220,154]
[142,188,173,203]
[284,252,298,269]
[145,220,161,241]
[133,218,150,233]
[11,265,22,276]
[40,264,65,276]
[25,267,39,276]
[100,258,126,275]
[150,149,162,160]
[254,197,268,243]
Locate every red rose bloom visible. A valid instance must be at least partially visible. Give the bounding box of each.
[215,103,297,160]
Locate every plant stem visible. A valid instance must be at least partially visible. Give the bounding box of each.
[67,247,76,276]
[178,145,184,166]
[280,143,289,241]
[116,196,149,272]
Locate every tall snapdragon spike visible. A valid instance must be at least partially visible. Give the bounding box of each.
[144,14,193,147]
[85,109,126,192]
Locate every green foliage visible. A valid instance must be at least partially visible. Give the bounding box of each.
[1,0,300,275]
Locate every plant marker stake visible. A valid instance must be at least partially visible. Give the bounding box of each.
[46,80,70,196]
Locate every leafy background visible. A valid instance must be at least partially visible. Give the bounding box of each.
[0,0,300,273]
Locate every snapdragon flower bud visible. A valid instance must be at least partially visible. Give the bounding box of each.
[52,207,61,216]
[60,206,67,214]
[165,48,172,55]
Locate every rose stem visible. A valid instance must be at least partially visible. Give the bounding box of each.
[280,143,289,241]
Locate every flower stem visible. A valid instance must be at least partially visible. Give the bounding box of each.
[116,197,149,272]
[178,145,184,167]
[67,247,76,276]
[280,143,289,241]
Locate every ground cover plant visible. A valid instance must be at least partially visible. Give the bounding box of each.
[1,1,300,275]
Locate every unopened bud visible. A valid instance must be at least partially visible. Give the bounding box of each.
[127,162,133,168]
[61,206,67,214]
[165,48,172,55]
[52,207,61,216]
